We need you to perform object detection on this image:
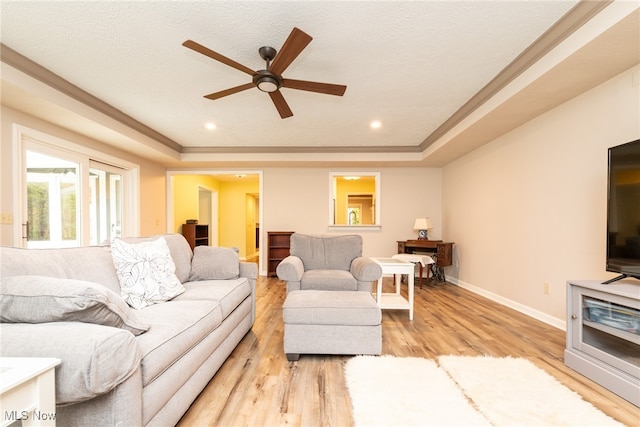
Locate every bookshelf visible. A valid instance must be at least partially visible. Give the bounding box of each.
[182,223,209,250]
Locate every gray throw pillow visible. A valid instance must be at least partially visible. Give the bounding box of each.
[189,246,239,281]
[0,275,149,336]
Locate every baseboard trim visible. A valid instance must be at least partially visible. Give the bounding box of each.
[448,277,566,331]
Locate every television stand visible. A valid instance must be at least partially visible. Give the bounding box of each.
[565,280,639,406]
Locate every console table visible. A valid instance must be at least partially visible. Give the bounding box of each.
[397,240,454,282]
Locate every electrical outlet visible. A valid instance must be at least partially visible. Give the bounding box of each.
[0,213,13,224]
[544,282,550,295]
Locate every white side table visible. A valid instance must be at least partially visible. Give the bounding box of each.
[371,257,415,320]
[0,357,61,427]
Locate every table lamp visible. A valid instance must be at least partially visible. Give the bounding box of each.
[413,218,433,240]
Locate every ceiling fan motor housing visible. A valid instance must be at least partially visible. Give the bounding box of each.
[253,69,282,92]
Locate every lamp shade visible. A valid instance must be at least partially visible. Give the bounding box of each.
[413,218,433,230]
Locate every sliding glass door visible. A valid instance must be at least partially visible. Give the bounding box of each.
[18,128,136,248]
[89,163,123,245]
[25,150,81,248]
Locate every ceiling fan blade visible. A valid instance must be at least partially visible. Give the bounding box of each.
[268,90,293,119]
[282,78,347,96]
[204,83,254,100]
[269,27,313,75]
[183,40,255,76]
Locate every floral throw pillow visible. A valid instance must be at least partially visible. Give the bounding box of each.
[111,237,185,309]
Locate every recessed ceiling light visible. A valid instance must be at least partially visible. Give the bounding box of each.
[205,122,217,130]
[370,120,382,129]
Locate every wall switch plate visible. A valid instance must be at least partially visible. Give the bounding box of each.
[0,213,13,224]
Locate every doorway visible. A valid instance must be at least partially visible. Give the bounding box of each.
[167,171,262,270]
[198,187,218,246]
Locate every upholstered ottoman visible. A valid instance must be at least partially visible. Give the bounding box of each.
[282,290,382,361]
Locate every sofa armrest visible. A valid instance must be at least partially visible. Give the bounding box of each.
[276,256,304,282]
[350,257,382,281]
[239,261,258,280]
[0,322,141,405]
[240,261,258,324]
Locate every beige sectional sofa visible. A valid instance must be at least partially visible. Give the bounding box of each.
[0,234,257,427]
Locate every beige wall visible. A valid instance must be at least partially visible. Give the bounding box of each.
[138,163,167,237]
[442,65,640,326]
[0,106,167,246]
[262,167,442,263]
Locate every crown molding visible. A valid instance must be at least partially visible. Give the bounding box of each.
[0,43,183,152]
[181,145,420,154]
[419,0,613,151]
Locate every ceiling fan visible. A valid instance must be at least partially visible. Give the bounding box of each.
[182,27,347,119]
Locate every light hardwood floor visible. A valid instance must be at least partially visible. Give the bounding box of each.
[177,276,638,426]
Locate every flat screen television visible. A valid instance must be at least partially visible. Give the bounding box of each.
[604,139,640,284]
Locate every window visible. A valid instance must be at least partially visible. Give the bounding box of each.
[329,172,380,228]
[14,125,139,248]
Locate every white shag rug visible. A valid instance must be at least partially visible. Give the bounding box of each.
[344,355,623,427]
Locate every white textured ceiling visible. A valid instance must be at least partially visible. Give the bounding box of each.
[2,1,637,167]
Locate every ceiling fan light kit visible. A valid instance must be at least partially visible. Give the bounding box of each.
[253,70,281,93]
[182,27,347,119]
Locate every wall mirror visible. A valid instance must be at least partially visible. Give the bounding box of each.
[330,172,380,227]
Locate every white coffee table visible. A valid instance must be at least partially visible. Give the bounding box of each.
[0,357,61,427]
[371,257,415,320]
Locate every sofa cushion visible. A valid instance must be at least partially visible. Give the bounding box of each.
[134,300,223,387]
[0,275,149,336]
[0,322,141,405]
[174,278,251,318]
[189,246,239,281]
[0,245,122,293]
[300,269,358,291]
[283,290,381,326]
[290,234,362,271]
[111,237,185,309]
